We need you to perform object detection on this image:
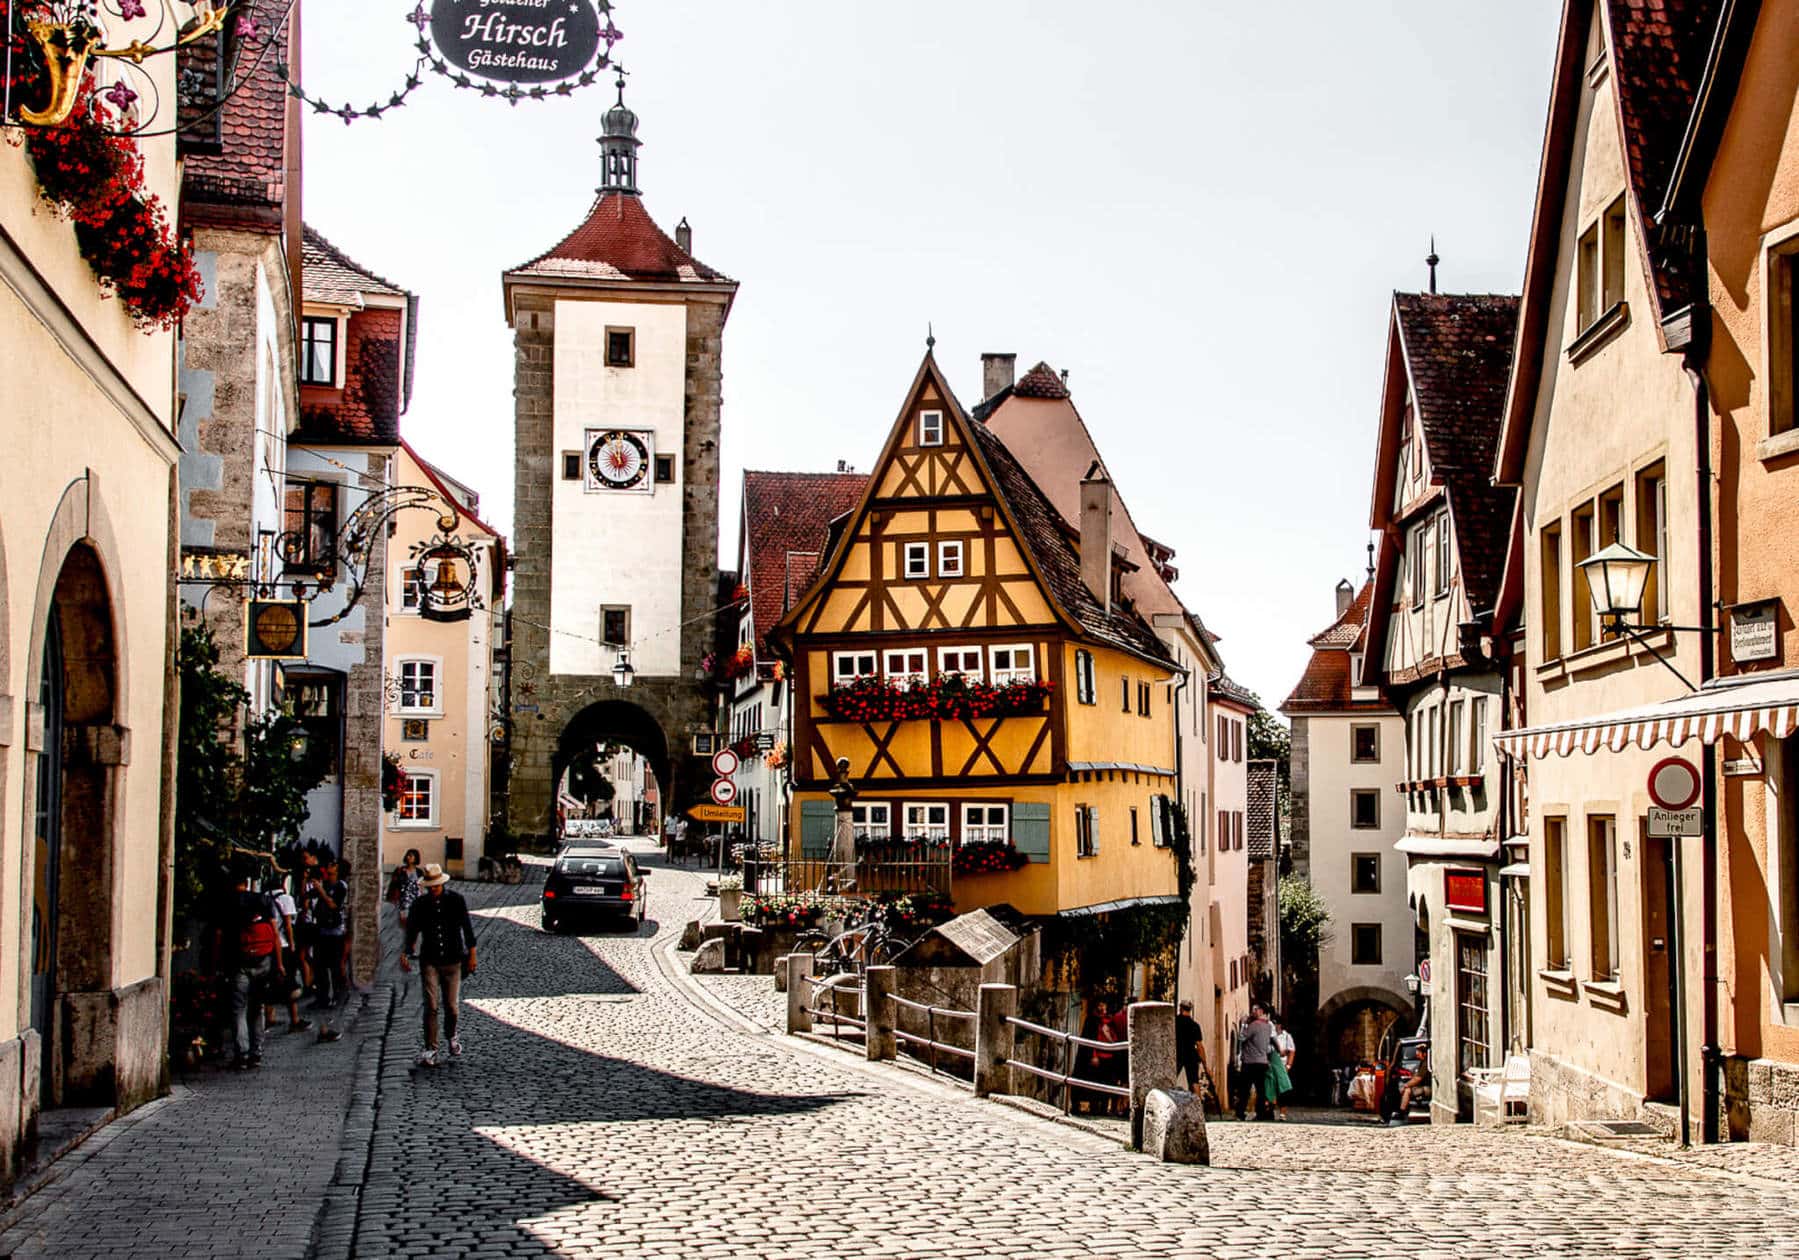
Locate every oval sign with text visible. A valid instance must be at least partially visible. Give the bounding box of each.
[430,0,603,84]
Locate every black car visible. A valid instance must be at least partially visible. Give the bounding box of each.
[542,845,647,933]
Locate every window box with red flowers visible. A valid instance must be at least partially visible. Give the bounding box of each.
[4,39,202,330]
[952,840,1029,878]
[820,674,1054,723]
[722,644,755,681]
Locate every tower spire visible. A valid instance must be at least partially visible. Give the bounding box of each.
[597,71,641,195]
[1426,235,1440,294]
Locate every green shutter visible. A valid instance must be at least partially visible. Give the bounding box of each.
[800,800,834,858]
[1011,801,1051,864]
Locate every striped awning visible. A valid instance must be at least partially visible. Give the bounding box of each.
[1493,675,1799,760]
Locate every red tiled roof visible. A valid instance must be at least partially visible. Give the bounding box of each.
[742,472,869,659]
[1247,761,1279,859]
[1284,581,1392,714]
[508,193,732,285]
[178,0,288,221]
[1013,361,1070,399]
[1394,293,1520,615]
[1608,0,1722,312]
[1307,582,1374,650]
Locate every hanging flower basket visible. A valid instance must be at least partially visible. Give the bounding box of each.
[381,752,408,813]
[722,644,755,681]
[820,674,1053,723]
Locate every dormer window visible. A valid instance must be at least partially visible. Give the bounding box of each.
[300,316,338,386]
[918,410,944,447]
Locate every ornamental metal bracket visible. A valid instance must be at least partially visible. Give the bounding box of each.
[275,484,483,628]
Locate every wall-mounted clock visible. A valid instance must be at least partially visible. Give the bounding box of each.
[586,429,652,491]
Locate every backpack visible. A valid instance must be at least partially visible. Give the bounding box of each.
[238,892,278,958]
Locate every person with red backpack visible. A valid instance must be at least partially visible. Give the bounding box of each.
[228,866,284,1071]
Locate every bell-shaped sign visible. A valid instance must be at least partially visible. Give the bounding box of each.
[429,0,604,85]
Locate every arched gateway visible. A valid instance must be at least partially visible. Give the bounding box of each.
[499,84,737,837]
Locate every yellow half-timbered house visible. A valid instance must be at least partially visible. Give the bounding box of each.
[772,354,1182,917]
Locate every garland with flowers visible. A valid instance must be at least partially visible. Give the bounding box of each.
[821,674,1054,724]
[3,16,201,329]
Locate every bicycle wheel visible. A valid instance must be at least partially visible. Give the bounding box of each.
[792,930,829,960]
[867,933,913,965]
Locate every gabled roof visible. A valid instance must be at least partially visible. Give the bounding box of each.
[1495,0,1723,485]
[969,359,1070,422]
[773,353,1177,672]
[1282,581,1394,715]
[740,471,869,660]
[1389,292,1520,616]
[303,226,407,305]
[506,192,733,287]
[1210,674,1261,712]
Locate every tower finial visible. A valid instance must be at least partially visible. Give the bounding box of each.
[1426,235,1440,294]
[926,322,936,352]
[597,69,641,195]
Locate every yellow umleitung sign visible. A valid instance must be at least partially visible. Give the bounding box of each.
[687,804,746,824]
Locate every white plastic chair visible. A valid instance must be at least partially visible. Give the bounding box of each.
[1469,1053,1531,1125]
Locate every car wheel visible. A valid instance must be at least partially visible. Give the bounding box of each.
[542,914,561,934]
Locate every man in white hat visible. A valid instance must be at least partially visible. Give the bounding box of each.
[400,863,477,1066]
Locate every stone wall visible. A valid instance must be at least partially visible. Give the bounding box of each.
[1528,1047,1670,1133]
[344,461,388,983]
[1739,1056,1799,1145]
[503,290,727,835]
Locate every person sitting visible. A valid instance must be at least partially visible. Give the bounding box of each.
[1391,1044,1432,1125]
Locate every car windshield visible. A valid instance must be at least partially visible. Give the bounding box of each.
[559,857,626,878]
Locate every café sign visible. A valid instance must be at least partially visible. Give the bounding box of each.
[429,0,606,84]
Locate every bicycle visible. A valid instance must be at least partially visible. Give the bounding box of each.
[794,900,915,975]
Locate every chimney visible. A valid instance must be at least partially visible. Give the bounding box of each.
[981,353,1016,401]
[1080,462,1114,614]
[1335,578,1354,616]
[675,217,692,253]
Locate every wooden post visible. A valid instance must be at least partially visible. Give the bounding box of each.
[786,954,814,1034]
[864,965,896,1061]
[976,983,1017,1098]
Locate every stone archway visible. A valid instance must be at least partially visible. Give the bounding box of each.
[31,542,122,1107]
[1318,984,1415,1071]
[554,701,672,836]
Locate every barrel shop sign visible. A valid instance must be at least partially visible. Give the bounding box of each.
[427,0,613,85]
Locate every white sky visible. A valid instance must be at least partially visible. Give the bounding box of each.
[304,0,1561,712]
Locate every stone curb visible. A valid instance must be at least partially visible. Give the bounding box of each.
[307,983,393,1260]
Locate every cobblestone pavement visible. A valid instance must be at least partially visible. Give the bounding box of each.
[348,847,1799,1260]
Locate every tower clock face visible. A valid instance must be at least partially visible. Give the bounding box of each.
[587,430,651,490]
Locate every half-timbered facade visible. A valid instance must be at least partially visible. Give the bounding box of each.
[1363,290,1520,1121]
[773,354,1181,918]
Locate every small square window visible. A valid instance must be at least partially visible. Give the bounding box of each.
[938,646,983,680]
[884,649,927,687]
[991,645,1035,686]
[397,659,438,714]
[300,316,337,387]
[833,652,878,684]
[654,455,675,484]
[1351,852,1381,894]
[562,451,583,481]
[903,542,929,579]
[1351,789,1380,830]
[601,606,631,647]
[918,410,944,447]
[1351,724,1380,763]
[1351,923,1383,966]
[605,327,635,368]
[938,540,964,578]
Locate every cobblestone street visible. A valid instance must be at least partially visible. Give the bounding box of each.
[5,847,1799,1259]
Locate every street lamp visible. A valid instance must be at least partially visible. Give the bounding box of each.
[1577,542,1657,631]
[612,649,636,689]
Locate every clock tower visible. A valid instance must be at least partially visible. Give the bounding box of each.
[501,81,737,836]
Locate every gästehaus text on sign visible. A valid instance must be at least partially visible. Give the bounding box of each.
[430,0,604,83]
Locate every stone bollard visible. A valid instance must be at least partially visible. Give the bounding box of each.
[975,983,1017,1098]
[772,955,791,993]
[1140,1088,1210,1164]
[1127,1001,1177,1151]
[864,966,897,1062]
[785,954,814,1035]
[690,938,727,974]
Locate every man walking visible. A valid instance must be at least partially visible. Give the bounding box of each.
[1233,1002,1275,1120]
[227,866,283,1070]
[1175,999,1206,1099]
[400,863,477,1067]
[306,854,350,1008]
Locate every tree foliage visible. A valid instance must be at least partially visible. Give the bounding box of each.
[1248,706,1293,823]
[175,624,324,923]
[1277,873,1331,961]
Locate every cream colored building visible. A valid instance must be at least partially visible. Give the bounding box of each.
[381,443,503,876]
[0,12,183,1180]
[1490,0,1711,1134]
[1283,581,1414,1069]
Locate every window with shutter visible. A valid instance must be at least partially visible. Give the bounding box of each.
[1075,650,1096,705]
[799,800,835,859]
[1011,802,1051,863]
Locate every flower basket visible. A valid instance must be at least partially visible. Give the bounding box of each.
[820,674,1054,723]
[723,644,756,681]
[953,840,1030,877]
[738,889,852,928]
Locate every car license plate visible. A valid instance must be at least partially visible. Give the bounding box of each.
[573,886,607,896]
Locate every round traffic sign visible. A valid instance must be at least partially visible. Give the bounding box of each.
[711,747,740,777]
[710,777,738,806]
[1648,757,1701,810]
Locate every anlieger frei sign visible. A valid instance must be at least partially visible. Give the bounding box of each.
[429,0,606,84]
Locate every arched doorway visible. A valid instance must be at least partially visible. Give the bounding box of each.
[554,701,672,839]
[30,544,119,1106]
[1319,986,1413,1071]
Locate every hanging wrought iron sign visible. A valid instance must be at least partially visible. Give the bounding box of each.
[246,599,308,660]
[426,0,606,85]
